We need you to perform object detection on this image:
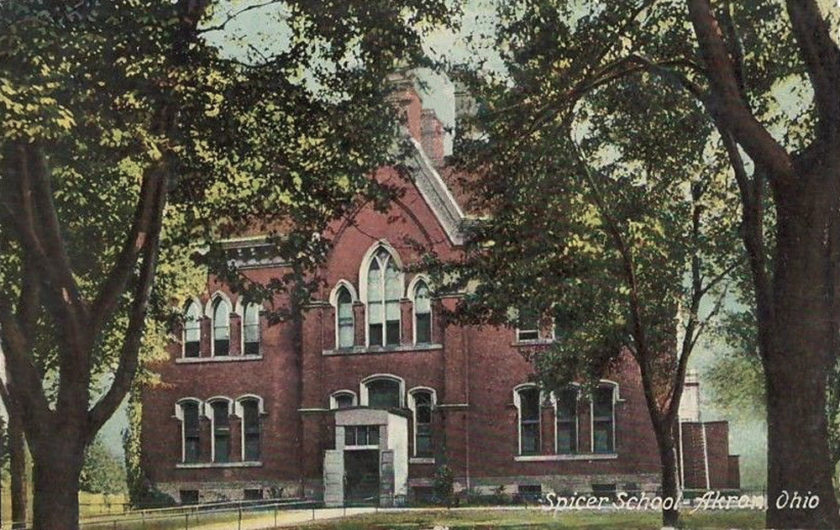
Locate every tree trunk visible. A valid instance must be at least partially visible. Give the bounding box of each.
[656,429,681,527]
[764,164,840,529]
[30,436,84,530]
[9,412,28,530]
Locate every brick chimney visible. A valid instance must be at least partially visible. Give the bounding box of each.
[420,109,445,167]
[387,71,423,144]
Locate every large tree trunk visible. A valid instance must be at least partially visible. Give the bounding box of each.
[30,435,85,530]
[654,424,681,528]
[9,412,28,530]
[764,160,840,528]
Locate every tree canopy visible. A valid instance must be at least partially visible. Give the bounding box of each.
[0,1,455,527]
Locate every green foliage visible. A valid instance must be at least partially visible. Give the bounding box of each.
[432,464,454,506]
[80,436,127,495]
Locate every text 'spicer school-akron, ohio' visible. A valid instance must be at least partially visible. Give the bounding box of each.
[139,78,741,507]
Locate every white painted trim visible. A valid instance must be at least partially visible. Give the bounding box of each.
[409,457,435,464]
[329,280,359,306]
[176,462,263,469]
[513,383,543,456]
[405,137,466,245]
[408,387,437,457]
[514,453,618,462]
[360,373,406,408]
[176,355,263,364]
[589,381,618,454]
[329,390,358,409]
[358,242,405,347]
[175,398,202,464]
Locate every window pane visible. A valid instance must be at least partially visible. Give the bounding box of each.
[212,402,230,462]
[369,323,383,346]
[385,320,400,345]
[416,313,431,344]
[521,423,540,454]
[520,388,540,420]
[339,323,354,349]
[183,403,200,432]
[215,435,230,463]
[518,306,539,338]
[184,341,200,357]
[416,433,432,456]
[594,421,614,453]
[557,423,576,454]
[335,394,354,409]
[594,387,613,417]
[368,261,382,301]
[557,388,577,420]
[213,300,230,340]
[414,282,430,313]
[368,301,383,325]
[243,303,260,352]
[367,426,379,446]
[214,339,229,356]
[385,261,401,300]
[345,427,356,446]
[368,379,400,408]
[185,437,200,463]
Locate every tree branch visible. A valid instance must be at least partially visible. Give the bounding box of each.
[90,169,165,335]
[785,0,840,130]
[88,165,167,435]
[197,0,287,34]
[686,0,795,184]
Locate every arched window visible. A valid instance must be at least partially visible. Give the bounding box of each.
[212,298,231,356]
[362,376,404,409]
[183,301,201,358]
[178,400,201,463]
[336,287,354,349]
[367,248,401,346]
[410,389,435,457]
[413,280,432,344]
[330,390,357,409]
[242,303,261,356]
[515,386,541,455]
[209,400,231,462]
[240,399,261,461]
[592,384,616,453]
[555,387,579,454]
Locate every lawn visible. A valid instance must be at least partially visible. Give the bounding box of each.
[297,508,765,529]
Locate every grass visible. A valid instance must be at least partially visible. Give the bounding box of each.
[297,508,765,529]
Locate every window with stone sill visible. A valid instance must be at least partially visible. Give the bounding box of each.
[242,303,261,356]
[183,301,201,358]
[212,297,231,356]
[517,387,541,455]
[211,401,231,463]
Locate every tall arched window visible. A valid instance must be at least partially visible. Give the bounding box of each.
[555,387,578,454]
[242,303,260,356]
[240,399,261,461]
[592,385,616,453]
[336,287,354,349]
[413,280,432,344]
[183,301,201,358]
[210,400,231,462]
[212,298,231,356]
[516,386,541,455]
[410,389,435,457]
[178,400,201,463]
[367,248,401,346]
